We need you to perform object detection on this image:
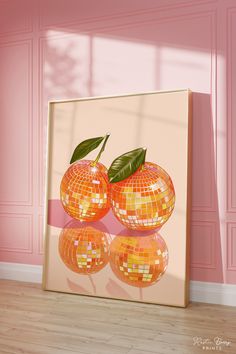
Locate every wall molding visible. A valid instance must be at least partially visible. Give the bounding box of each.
[0,262,235,306]
[0,214,33,254]
[0,1,33,38]
[39,0,217,32]
[38,214,44,255]
[227,8,236,212]
[191,221,216,270]
[0,39,33,207]
[227,222,236,271]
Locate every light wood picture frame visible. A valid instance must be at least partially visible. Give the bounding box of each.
[43,89,192,307]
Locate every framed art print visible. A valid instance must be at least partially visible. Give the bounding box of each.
[43,89,192,307]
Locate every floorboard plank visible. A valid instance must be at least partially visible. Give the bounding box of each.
[0,280,235,354]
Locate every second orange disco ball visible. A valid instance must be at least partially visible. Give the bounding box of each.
[110,162,175,231]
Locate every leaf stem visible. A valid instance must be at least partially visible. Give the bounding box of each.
[92,133,110,165]
[141,147,147,171]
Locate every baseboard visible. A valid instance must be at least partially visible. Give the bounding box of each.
[0,262,236,306]
[0,262,42,284]
[189,280,236,307]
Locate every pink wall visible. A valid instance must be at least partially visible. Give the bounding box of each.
[0,0,235,284]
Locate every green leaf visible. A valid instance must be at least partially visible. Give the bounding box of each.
[70,136,104,164]
[108,148,146,183]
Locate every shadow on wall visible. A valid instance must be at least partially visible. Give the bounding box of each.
[191,92,223,283]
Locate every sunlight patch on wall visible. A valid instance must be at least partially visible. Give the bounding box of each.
[92,36,157,95]
[159,46,211,93]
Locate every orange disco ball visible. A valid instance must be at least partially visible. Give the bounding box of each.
[58,221,110,274]
[60,160,110,222]
[110,233,168,287]
[110,162,175,231]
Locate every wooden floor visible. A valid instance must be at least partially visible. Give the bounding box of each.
[0,280,235,354]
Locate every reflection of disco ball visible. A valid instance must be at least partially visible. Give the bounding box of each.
[110,162,175,231]
[58,221,110,274]
[60,160,110,222]
[110,233,168,287]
